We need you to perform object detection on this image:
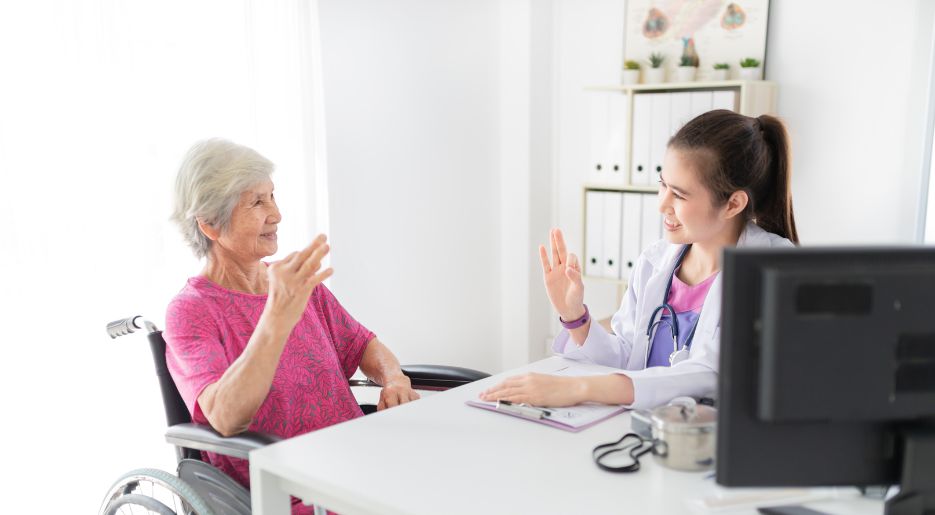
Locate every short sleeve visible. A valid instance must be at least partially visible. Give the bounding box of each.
[164,294,230,424]
[312,284,374,378]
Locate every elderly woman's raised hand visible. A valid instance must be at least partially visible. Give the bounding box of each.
[265,234,334,329]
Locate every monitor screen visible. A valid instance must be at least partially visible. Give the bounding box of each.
[716,246,935,511]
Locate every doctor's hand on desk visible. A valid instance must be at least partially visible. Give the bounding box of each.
[479,372,635,407]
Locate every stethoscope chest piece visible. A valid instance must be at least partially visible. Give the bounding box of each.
[668,347,690,366]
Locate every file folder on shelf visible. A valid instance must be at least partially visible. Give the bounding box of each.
[669,92,692,136]
[641,194,663,252]
[689,91,712,119]
[584,190,604,277]
[621,193,642,273]
[588,94,610,184]
[712,90,737,111]
[601,192,623,279]
[606,94,628,187]
[630,93,652,186]
[649,93,671,185]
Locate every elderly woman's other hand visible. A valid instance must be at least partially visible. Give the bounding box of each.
[377,375,421,410]
[265,234,333,328]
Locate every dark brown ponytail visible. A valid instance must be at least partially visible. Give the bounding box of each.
[668,110,799,244]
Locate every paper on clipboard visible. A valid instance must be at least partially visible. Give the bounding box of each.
[466,361,628,432]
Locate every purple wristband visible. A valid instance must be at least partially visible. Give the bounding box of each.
[559,305,590,329]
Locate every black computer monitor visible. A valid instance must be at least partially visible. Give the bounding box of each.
[717,246,935,514]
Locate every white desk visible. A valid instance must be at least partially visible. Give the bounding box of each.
[249,357,883,515]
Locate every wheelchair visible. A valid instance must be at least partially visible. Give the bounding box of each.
[100,315,490,515]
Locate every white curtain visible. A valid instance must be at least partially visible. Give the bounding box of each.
[0,1,328,510]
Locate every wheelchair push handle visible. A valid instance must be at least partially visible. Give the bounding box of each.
[107,316,159,338]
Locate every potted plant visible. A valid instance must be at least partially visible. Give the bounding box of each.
[711,62,729,81]
[739,57,762,80]
[622,60,641,85]
[644,52,665,84]
[675,55,697,82]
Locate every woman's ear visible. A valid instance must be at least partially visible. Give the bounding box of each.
[197,218,221,241]
[723,190,749,220]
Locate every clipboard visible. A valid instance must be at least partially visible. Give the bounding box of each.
[465,399,627,433]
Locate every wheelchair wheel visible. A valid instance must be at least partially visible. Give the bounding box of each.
[178,459,251,515]
[99,467,216,515]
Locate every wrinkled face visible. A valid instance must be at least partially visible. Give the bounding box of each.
[216,179,281,261]
[657,148,732,246]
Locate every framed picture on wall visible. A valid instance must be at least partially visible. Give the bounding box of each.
[624,0,771,82]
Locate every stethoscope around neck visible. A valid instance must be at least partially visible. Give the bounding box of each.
[645,244,697,367]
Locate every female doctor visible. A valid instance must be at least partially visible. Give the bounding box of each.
[481,110,799,410]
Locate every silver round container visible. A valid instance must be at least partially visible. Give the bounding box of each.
[650,397,717,471]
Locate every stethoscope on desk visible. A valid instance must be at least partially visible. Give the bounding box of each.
[645,244,697,367]
[592,432,654,473]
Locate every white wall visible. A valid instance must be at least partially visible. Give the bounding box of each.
[319,0,504,373]
[498,0,556,369]
[765,0,935,244]
[319,0,557,373]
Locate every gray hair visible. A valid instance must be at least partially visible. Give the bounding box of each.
[171,138,274,258]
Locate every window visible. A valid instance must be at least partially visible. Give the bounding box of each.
[0,2,328,511]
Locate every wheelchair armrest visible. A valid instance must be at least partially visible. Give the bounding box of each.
[401,364,490,390]
[165,422,282,460]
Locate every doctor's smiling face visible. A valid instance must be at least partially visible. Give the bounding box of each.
[658,148,746,246]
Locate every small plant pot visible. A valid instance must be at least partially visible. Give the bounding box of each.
[644,67,665,84]
[711,69,728,81]
[622,69,640,85]
[739,66,762,80]
[675,66,696,82]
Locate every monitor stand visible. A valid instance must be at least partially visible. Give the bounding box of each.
[886,427,935,515]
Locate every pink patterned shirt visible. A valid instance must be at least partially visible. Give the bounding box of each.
[164,276,373,503]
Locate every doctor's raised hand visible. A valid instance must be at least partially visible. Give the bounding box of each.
[540,229,587,329]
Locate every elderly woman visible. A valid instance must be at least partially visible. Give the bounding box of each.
[165,138,419,504]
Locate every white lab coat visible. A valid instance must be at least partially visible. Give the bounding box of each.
[553,221,794,410]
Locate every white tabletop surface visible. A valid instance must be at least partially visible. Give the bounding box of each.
[249,356,883,515]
